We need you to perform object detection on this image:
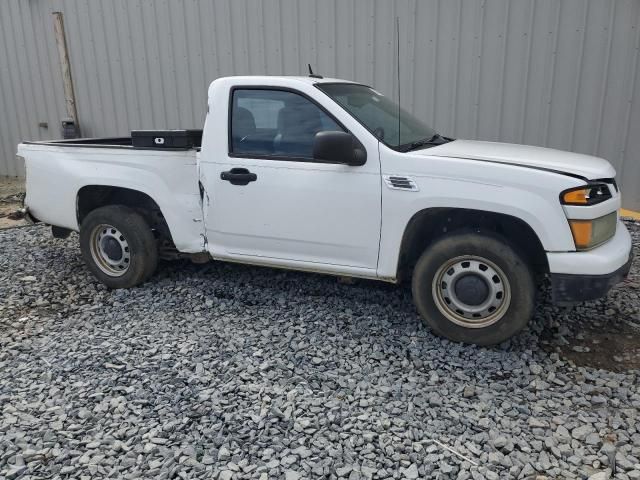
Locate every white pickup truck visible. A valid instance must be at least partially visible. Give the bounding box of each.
[18,75,633,345]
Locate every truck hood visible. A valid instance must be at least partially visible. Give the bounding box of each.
[419,139,616,180]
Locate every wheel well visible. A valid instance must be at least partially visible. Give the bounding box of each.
[396,208,548,282]
[76,185,176,255]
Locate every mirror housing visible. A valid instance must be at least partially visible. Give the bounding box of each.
[313,131,366,166]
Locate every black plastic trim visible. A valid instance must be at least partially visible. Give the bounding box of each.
[227,152,357,164]
[551,253,633,304]
[51,225,72,239]
[220,168,257,186]
[227,85,359,165]
[131,129,202,149]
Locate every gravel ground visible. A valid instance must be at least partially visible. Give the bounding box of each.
[1,222,639,480]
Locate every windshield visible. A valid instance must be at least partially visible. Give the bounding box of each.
[317,83,439,149]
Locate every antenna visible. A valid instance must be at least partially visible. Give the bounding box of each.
[308,63,323,79]
[396,17,401,145]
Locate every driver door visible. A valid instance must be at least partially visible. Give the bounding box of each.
[201,87,382,272]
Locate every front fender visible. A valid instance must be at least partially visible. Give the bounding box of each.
[376,173,578,279]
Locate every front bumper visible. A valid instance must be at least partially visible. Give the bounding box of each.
[551,252,633,304]
[548,220,633,304]
[547,220,632,275]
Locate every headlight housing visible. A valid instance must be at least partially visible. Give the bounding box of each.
[560,183,612,206]
[568,212,617,250]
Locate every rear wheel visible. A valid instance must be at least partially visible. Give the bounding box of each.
[79,205,158,288]
[412,232,535,345]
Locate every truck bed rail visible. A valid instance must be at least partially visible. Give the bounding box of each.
[23,129,203,151]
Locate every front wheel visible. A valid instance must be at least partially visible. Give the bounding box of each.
[79,205,158,289]
[412,232,535,346]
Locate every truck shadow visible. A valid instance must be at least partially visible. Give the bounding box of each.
[157,255,640,372]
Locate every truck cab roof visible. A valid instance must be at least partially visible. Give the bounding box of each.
[213,75,359,85]
[207,75,361,98]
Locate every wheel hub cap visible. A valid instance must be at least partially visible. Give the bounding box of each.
[454,274,489,306]
[101,236,123,261]
[432,256,511,328]
[89,224,131,277]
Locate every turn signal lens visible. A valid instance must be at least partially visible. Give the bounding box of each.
[568,220,593,249]
[563,188,589,205]
[568,212,617,250]
[560,184,611,205]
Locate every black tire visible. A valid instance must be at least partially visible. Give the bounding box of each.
[412,231,535,346]
[79,205,158,289]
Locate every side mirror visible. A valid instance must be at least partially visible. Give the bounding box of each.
[313,131,367,166]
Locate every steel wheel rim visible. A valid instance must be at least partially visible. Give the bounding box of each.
[89,223,131,277]
[431,255,511,329]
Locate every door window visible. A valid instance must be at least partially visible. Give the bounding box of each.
[230,89,345,159]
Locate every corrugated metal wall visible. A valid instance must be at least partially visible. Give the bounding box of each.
[1,0,639,209]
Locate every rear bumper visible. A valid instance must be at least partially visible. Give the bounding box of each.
[551,252,633,304]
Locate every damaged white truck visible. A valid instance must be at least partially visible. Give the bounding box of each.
[18,75,633,345]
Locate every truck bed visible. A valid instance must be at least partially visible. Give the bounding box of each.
[18,132,205,254]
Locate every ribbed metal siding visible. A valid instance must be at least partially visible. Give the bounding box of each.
[1,0,639,208]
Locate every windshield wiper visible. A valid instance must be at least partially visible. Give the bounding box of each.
[398,134,445,152]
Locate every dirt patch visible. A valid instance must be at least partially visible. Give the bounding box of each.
[552,317,640,372]
[0,176,27,229]
[540,222,640,372]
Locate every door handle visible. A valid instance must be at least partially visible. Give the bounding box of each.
[220,168,257,186]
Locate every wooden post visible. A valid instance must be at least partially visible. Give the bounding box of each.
[52,12,80,137]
